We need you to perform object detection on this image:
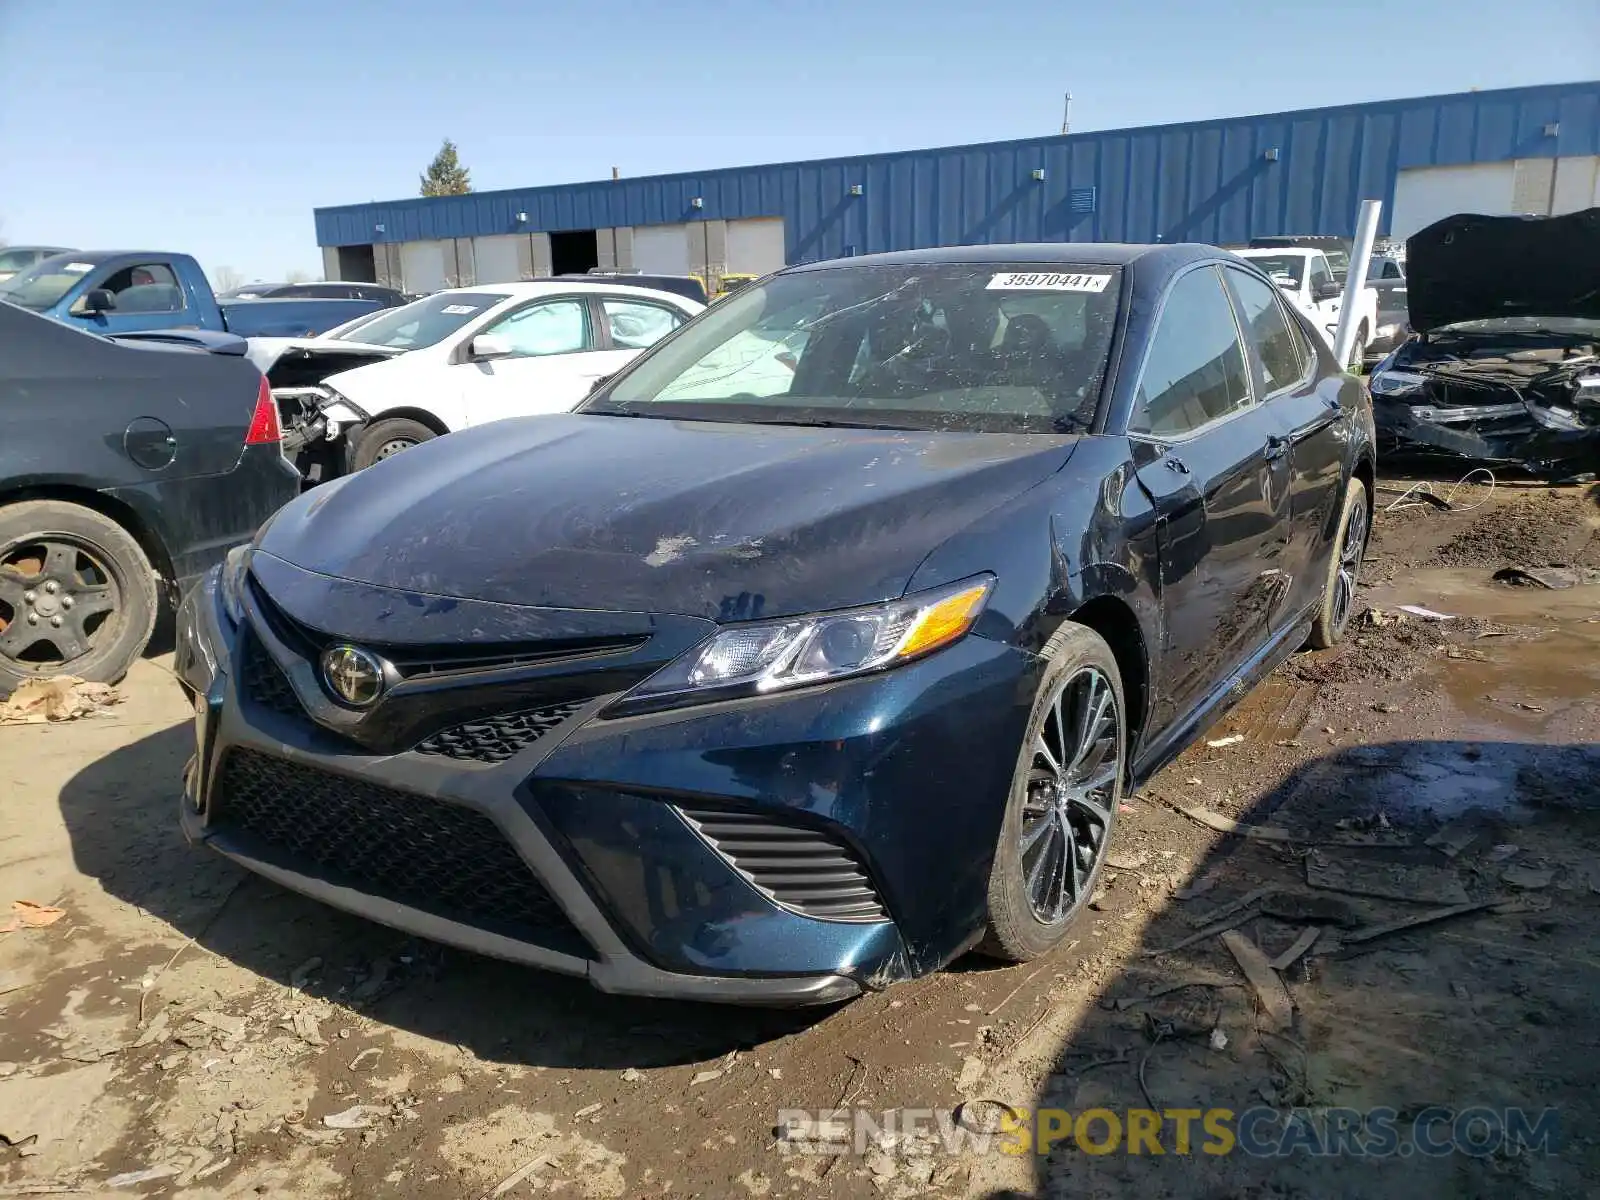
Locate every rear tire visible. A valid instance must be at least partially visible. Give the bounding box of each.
[1307,477,1370,649]
[980,622,1125,962]
[1346,322,1369,372]
[349,418,437,471]
[0,500,158,693]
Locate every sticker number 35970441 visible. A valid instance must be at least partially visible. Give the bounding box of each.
[986,272,1111,293]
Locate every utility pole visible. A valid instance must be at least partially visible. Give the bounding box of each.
[1060,92,1073,136]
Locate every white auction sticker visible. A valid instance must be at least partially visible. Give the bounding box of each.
[440,304,479,315]
[64,262,94,273]
[986,272,1110,292]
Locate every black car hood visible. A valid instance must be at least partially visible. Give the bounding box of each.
[1405,207,1600,332]
[257,413,1078,620]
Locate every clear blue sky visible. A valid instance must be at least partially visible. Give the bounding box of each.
[1,0,1595,283]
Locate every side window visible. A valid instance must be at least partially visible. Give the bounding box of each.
[1226,269,1304,395]
[602,298,684,350]
[481,299,589,356]
[1307,256,1332,295]
[1132,267,1253,437]
[100,262,184,313]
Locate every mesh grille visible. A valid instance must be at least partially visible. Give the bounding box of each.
[214,749,585,948]
[679,808,888,922]
[415,701,586,763]
[241,637,301,718]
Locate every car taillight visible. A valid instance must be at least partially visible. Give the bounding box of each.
[245,375,281,445]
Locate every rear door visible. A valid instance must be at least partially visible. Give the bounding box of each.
[585,294,692,376]
[1224,265,1348,623]
[1130,265,1292,731]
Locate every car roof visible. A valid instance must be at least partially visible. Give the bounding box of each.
[432,280,703,307]
[5,245,76,255]
[784,242,1217,272]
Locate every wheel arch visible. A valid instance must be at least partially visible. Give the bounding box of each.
[361,407,453,437]
[1064,592,1150,761]
[0,483,174,586]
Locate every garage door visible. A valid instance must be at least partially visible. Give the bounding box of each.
[632,224,692,275]
[473,235,522,284]
[725,218,786,276]
[398,240,448,294]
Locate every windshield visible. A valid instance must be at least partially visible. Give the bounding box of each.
[583,263,1121,434]
[0,256,98,310]
[1243,255,1306,288]
[1325,250,1350,280]
[0,249,45,274]
[330,291,507,349]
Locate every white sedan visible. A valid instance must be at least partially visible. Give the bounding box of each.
[265,281,702,474]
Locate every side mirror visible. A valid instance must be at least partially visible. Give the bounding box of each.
[1314,281,1342,301]
[470,333,513,360]
[73,288,117,315]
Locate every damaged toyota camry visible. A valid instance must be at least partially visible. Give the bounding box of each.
[175,244,1374,1004]
[1368,206,1600,474]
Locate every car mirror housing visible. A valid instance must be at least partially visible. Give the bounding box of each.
[470,333,513,360]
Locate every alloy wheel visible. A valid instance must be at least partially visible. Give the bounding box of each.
[0,537,122,669]
[1019,665,1120,923]
[1331,493,1369,632]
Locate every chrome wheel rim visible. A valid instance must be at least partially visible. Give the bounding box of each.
[1019,666,1120,924]
[1332,494,1368,632]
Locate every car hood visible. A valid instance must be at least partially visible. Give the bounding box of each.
[256,413,1078,619]
[1406,207,1600,332]
[260,341,406,389]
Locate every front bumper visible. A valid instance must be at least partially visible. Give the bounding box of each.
[174,566,1037,1004]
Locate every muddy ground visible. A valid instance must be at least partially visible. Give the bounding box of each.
[2,470,1598,1199]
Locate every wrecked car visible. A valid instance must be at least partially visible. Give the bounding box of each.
[175,243,1375,1004]
[263,282,702,482]
[1368,207,1600,475]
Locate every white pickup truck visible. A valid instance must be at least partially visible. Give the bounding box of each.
[1235,247,1377,369]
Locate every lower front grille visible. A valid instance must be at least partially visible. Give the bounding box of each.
[415,701,586,763]
[679,807,888,922]
[213,749,587,951]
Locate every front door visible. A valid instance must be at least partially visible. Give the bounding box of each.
[456,297,605,427]
[67,260,195,335]
[1130,265,1291,731]
[1224,266,1350,619]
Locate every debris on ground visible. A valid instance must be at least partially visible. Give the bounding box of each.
[1395,605,1455,621]
[1206,734,1244,748]
[1106,971,1238,1011]
[191,1010,246,1038]
[1208,1028,1229,1052]
[0,1061,115,1153]
[1219,930,1293,1031]
[1426,817,1484,858]
[1339,898,1537,946]
[1493,566,1600,589]
[0,677,120,725]
[0,901,66,934]
[1259,892,1362,927]
[1501,864,1556,890]
[1304,852,1470,905]
[1487,843,1520,863]
[1171,805,1293,842]
[1267,927,1322,971]
[107,1164,182,1188]
[323,1104,385,1130]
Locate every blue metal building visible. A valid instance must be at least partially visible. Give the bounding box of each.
[314,81,1600,292]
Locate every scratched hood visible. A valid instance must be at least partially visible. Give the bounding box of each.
[1406,207,1600,332]
[256,413,1077,619]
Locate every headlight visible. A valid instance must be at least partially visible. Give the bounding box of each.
[618,575,995,711]
[1369,369,1427,396]
[219,545,252,625]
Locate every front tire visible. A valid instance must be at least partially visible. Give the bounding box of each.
[1308,477,1370,649]
[981,623,1125,962]
[1346,322,1369,373]
[0,500,159,692]
[349,417,438,472]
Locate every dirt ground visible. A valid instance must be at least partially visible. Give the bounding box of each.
[2,470,1599,1199]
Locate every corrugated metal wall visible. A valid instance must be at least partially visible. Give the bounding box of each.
[317,82,1600,260]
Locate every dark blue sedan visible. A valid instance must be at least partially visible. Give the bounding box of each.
[174,243,1375,1004]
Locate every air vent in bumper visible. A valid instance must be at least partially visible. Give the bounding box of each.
[678,808,888,923]
[212,749,588,953]
[414,701,586,763]
[240,636,300,718]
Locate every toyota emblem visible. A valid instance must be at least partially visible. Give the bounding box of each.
[320,644,386,708]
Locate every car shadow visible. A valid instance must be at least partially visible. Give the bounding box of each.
[56,723,829,1072]
[975,737,1600,1197]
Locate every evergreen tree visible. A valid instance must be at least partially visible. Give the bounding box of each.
[419,139,472,196]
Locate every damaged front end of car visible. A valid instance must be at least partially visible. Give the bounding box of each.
[1369,206,1600,476]
[1370,336,1600,475]
[264,346,394,483]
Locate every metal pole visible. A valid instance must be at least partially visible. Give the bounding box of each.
[1061,93,1072,136]
[1332,198,1382,369]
